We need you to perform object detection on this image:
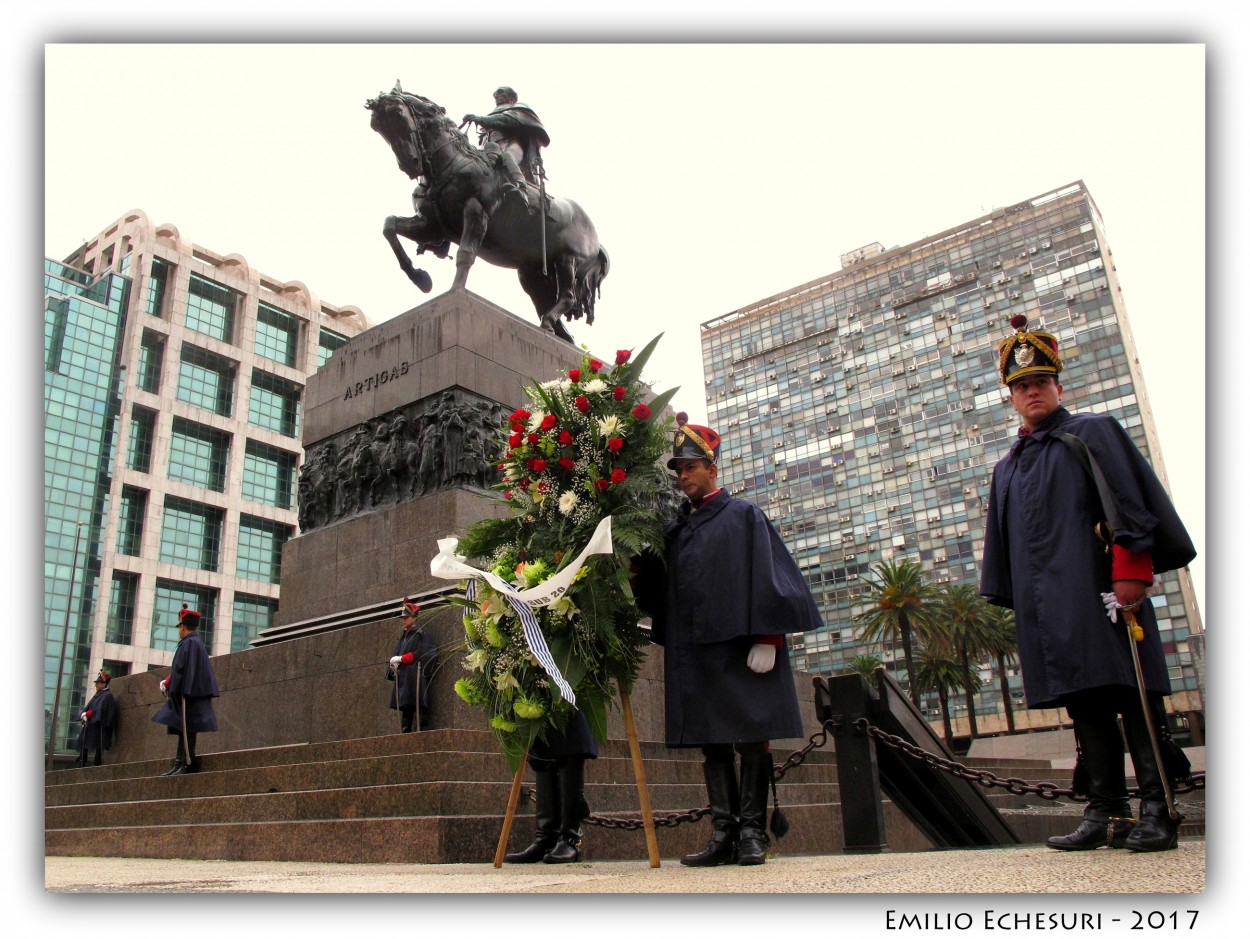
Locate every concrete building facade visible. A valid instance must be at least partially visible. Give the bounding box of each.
[699,182,1203,735]
[43,210,370,755]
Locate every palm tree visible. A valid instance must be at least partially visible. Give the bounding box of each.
[915,648,982,749]
[984,606,1020,734]
[931,583,997,740]
[844,653,884,684]
[853,559,935,707]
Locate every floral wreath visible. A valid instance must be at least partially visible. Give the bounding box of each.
[449,335,678,769]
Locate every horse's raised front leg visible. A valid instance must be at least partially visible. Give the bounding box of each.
[383,215,434,293]
[452,198,489,292]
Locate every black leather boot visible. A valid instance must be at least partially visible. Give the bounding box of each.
[737,751,773,865]
[1121,704,1181,852]
[1125,801,1180,852]
[544,758,588,863]
[1047,711,1132,850]
[682,760,740,867]
[160,757,185,777]
[505,767,560,863]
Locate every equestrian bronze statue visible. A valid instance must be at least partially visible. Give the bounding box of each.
[366,83,609,343]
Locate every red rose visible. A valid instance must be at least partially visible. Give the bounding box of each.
[595,479,611,492]
[607,437,624,453]
[518,478,532,490]
[558,429,574,445]
[569,368,581,382]
[529,458,547,472]
[537,480,550,494]
[540,414,558,431]
[613,385,626,401]
[611,468,627,485]
[575,396,590,413]
[509,433,523,450]
[504,490,513,500]
[528,433,540,445]
[632,403,652,420]
[509,408,531,423]
[559,457,575,471]
[511,423,525,434]
[589,358,604,373]
[615,349,631,365]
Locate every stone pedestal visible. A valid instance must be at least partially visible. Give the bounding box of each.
[279,288,584,625]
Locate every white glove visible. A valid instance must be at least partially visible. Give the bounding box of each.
[747,643,777,674]
[79,712,87,722]
[389,655,402,669]
[159,678,168,694]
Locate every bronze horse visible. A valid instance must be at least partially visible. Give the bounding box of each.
[366,85,609,342]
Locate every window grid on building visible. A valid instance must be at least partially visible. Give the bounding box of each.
[231,592,278,652]
[255,303,299,367]
[144,257,170,317]
[317,327,347,367]
[151,578,217,652]
[106,570,139,644]
[184,273,236,342]
[137,329,165,393]
[115,485,148,556]
[168,417,231,492]
[242,440,297,509]
[236,514,293,584]
[158,495,223,572]
[248,369,301,438]
[126,406,157,474]
[176,344,236,417]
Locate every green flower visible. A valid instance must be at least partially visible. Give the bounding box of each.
[490,714,519,732]
[454,678,486,705]
[520,560,550,587]
[513,696,546,720]
[484,622,508,649]
[462,615,480,643]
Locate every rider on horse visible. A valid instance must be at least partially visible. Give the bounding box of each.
[462,86,550,212]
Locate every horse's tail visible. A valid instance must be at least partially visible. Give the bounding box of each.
[576,247,610,326]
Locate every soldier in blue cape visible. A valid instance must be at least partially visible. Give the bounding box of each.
[980,315,1195,853]
[636,414,821,867]
[76,668,117,767]
[386,598,438,732]
[152,604,220,776]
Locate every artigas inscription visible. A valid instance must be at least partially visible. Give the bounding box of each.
[343,361,411,400]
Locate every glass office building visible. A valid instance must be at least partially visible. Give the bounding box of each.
[42,211,369,756]
[699,182,1204,734]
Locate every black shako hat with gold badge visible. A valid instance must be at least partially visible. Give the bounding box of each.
[667,412,721,469]
[998,314,1063,385]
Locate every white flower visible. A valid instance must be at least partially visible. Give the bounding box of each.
[465,648,490,672]
[598,414,622,437]
[495,671,521,694]
[539,379,563,392]
[583,378,608,394]
[558,490,579,515]
[527,411,547,433]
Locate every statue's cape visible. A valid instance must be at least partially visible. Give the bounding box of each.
[487,103,550,148]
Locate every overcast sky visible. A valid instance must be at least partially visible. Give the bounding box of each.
[13,2,1248,928]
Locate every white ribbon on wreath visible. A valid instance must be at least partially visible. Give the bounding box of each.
[429,514,615,705]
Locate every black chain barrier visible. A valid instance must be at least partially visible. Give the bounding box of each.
[579,716,1205,831]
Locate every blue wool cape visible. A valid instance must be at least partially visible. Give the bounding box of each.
[152,631,221,734]
[980,407,1195,709]
[643,489,822,747]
